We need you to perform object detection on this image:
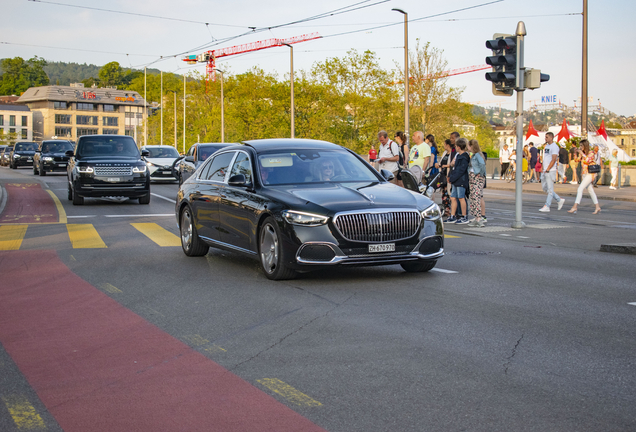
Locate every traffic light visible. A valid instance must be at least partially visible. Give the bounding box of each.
[485,33,517,96]
[524,68,550,89]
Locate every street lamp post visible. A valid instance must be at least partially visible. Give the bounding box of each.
[283,43,295,138]
[392,8,409,143]
[183,74,186,154]
[144,67,147,147]
[214,68,225,143]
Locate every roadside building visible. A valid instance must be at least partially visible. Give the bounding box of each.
[16,83,147,142]
[0,104,33,143]
[608,128,636,158]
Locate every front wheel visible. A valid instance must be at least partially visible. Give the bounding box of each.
[180,206,209,256]
[259,217,296,280]
[72,186,84,205]
[138,192,150,204]
[401,260,437,273]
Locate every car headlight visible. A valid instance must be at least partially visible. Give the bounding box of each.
[43,157,54,161]
[282,210,329,226]
[77,166,94,173]
[421,203,441,221]
[133,165,147,173]
[13,154,20,158]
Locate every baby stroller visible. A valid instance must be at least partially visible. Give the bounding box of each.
[400,166,443,199]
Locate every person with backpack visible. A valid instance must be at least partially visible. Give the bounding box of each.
[377,130,400,184]
[394,131,408,186]
[445,138,470,224]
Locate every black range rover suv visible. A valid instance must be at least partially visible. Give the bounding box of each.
[66,135,150,205]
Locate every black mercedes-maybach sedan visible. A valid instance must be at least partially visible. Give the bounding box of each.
[66,135,150,205]
[175,139,444,280]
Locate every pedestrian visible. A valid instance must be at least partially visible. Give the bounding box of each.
[368,144,377,166]
[467,139,486,227]
[569,146,580,184]
[522,145,530,182]
[528,142,538,182]
[436,139,453,217]
[394,131,408,186]
[445,138,470,224]
[499,143,511,179]
[567,139,601,214]
[592,145,602,188]
[558,143,569,184]
[609,149,619,190]
[426,134,439,179]
[539,132,566,212]
[408,131,430,180]
[376,130,400,184]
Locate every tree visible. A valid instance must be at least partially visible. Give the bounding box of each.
[98,61,124,88]
[0,56,49,95]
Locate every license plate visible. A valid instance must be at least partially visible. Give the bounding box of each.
[107,177,121,182]
[162,170,171,174]
[58,163,66,167]
[369,243,395,253]
[27,158,33,161]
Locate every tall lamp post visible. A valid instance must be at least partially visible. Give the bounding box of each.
[392,8,409,143]
[214,68,225,143]
[144,67,147,147]
[183,74,186,154]
[581,0,588,137]
[282,43,295,138]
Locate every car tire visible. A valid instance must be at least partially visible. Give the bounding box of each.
[400,260,437,273]
[259,217,296,280]
[72,188,84,205]
[180,205,209,257]
[67,182,73,201]
[139,192,150,204]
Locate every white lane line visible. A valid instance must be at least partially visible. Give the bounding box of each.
[500,234,512,237]
[67,215,96,218]
[104,214,174,218]
[430,268,458,274]
[517,236,530,239]
[628,303,636,307]
[151,193,177,203]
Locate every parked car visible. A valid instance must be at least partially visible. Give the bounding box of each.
[175,142,231,185]
[0,145,13,166]
[175,139,444,280]
[33,139,74,176]
[66,135,150,205]
[9,142,38,169]
[141,145,181,182]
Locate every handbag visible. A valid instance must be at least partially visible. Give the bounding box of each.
[588,164,601,174]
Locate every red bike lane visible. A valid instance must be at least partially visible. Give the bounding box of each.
[0,183,61,224]
[0,250,326,432]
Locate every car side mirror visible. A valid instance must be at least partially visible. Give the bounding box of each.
[228,174,248,186]
[141,149,150,157]
[380,169,395,182]
[185,155,195,163]
[65,150,74,157]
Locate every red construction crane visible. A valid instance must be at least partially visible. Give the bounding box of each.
[183,32,322,82]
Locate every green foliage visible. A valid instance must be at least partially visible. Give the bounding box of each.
[0,56,49,95]
[0,131,19,146]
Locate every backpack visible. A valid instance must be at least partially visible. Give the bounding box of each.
[390,141,405,169]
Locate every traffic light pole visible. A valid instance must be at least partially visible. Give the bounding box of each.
[512,21,527,229]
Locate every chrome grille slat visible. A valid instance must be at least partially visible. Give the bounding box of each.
[94,166,133,176]
[334,210,420,243]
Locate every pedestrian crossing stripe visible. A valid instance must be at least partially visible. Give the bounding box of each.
[0,223,181,250]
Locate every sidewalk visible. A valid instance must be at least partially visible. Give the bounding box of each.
[485,178,636,203]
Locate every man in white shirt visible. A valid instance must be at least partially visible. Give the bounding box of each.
[539,132,565,212]
[377,130,400,184]
[499,144,511,178]
[408,131,430,172]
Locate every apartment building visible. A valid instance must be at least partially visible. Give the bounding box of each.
[17,84,147,142]
[0,104,33,142]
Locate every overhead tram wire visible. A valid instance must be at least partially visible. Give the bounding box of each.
[0,41,158,57]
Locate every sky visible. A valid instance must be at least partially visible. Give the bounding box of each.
[2,0,635,119]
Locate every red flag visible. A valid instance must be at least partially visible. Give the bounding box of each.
[525,120,539,140]
[556,119,571,142]
[596,120,608,140]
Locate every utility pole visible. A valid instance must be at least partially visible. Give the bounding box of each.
[214,69,225,143]
[144,67,147,147]
[160,71,163,146]
[581,0,588,137]
[283,44,295,138]
[392,8,409,143]
[173,92,177,150]
[183,74,186,154]
[512,21,527,229]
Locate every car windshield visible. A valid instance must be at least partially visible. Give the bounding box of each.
[197,144,227,161]
[15,143,38,151]
[146,147,179,158]
[257,149,380,185]
[42,141,74,153]
[76,136,140,159]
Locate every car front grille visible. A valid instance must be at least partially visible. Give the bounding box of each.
[94,166,132,176]
[333,210,420,243]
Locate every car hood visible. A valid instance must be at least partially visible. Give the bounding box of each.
[146,157,177,166]
[265,182,431,214]
[15,151,35,155]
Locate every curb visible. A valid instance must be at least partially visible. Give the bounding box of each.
[600,244,636,255]
[485,183,636,203]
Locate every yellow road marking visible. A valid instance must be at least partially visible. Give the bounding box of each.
[1,395,46,430]
[99,283,122,294]
[444,234,460,238]
[131,223,180,247]
[66,224,107,248]
[46,189,67,224]
[257,378,322,407]
[183,334,210,346]
[203,345,227,353]
[0,225,28,250]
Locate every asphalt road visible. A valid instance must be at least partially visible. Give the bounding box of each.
[1,166,635,432]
